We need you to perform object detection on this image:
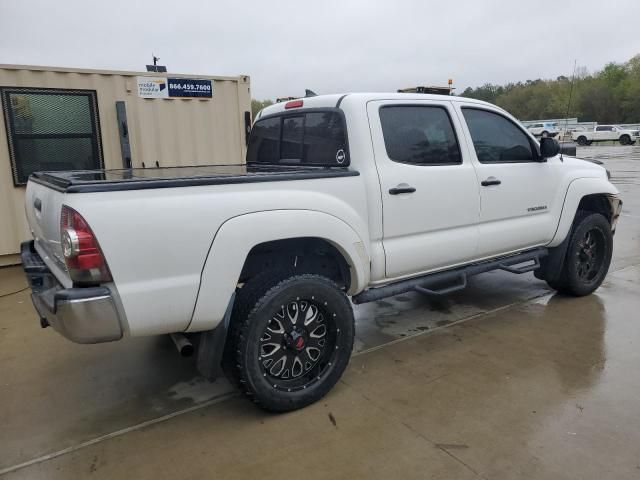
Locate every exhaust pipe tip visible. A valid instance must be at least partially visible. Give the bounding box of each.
[170,333,194,358]
[179,343,194,358]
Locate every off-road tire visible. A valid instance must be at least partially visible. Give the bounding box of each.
[226,272,354,412]
[222,269,294,386]
[546,211,613,296]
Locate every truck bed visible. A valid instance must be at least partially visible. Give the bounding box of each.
[30,164,359,193]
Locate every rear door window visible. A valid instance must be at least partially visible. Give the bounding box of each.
[379,106,461,165]
[247,111,348,166]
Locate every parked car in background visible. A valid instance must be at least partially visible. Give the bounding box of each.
[527,122,559,138]
[21,93,622,412]
[572,125,640,146]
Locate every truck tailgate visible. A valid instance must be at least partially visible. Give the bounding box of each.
[25,180,70,285]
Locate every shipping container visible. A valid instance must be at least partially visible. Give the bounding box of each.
[0,64,251,265]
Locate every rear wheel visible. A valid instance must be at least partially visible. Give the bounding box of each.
[545,212,613,296]
[576,136,588,146]
[620,134,631,145]
[227,272,354,412]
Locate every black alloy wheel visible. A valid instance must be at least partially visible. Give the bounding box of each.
[227,272,354,412]
[574,228,606,283]
[259,298,337,392]
[544,212,613,296]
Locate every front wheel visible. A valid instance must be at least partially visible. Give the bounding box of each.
[546,212,613,296]
[620,134,631,145]
[228,273,354,412]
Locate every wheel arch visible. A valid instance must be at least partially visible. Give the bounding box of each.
[549,178,621,248]
[187,210,370,332]
[538,183,620,284]
[238,237,352,290]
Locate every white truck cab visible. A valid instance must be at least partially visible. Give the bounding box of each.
[573,124,640,145]
[22,93,622,411]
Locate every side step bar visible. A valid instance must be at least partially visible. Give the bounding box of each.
[352,248,548,305]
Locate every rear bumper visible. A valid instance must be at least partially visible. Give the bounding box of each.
[21,241,123,344]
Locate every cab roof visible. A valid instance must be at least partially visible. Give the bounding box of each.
[258,93,498,119]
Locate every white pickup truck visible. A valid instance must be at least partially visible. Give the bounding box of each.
[572,124,640,145]
[22,93,622,411]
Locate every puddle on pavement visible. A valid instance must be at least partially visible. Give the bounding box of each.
[578,145,640,187]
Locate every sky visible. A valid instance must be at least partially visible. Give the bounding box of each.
[1,0,639,100]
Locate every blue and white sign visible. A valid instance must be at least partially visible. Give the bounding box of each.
[137,76,213,99]
[167,78,213,98]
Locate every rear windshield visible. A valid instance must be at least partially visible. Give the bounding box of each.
[247,111,349,166]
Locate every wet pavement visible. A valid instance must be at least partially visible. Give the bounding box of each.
[1,145,639,478]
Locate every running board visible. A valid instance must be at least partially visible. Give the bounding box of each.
[352,248,548,304]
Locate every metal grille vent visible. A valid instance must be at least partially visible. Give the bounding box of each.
[1,87,104,186]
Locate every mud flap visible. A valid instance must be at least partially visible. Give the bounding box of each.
[196,293,235,381]
[535,232,571,283]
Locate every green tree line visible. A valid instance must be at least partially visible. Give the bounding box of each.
[251,55,640,123]
[461,54,640,123]
[251,99,274,119]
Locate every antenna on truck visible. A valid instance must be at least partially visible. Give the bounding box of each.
[560,59,578,162]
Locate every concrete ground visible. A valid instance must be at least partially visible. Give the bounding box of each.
[1,146,639,479]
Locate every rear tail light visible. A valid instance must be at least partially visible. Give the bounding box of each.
[60,205,112,285]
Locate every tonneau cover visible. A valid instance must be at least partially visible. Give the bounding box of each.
[30,164,359,193]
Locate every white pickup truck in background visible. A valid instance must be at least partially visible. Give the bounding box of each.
[572,124,640,145]
[21,93,622,411]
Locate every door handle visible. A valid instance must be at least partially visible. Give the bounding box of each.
[481,177,501,187]
[389,186,416,195]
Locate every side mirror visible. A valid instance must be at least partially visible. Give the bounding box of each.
[559,142,576,157]
[539,137,560,159]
